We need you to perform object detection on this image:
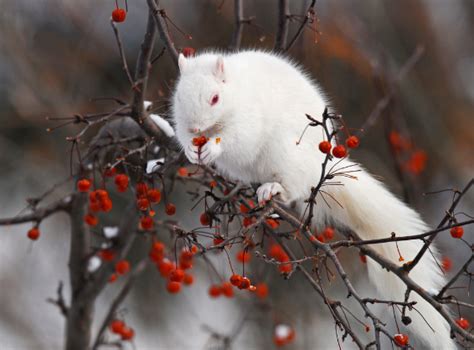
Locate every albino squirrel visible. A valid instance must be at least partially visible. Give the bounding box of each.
[171,50,455,349]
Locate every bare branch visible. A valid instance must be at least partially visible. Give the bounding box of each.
[0,196,72,226]
[285,0,316,51]
[110,19,136,89]
[231,0,245,50]
[274,0,290,51]
[408,178,473,272]
[47,281,68,317]
[147,0,179,67]
[92,260,148,349]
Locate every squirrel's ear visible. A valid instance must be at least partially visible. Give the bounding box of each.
[178,53,187,72]
[213,56,225,81]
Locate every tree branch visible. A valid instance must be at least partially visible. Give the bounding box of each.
[285,0,316,51]
[0,196,72,226]
[231,0,245,50]
[147,0,179,67]
[274,0,290,51]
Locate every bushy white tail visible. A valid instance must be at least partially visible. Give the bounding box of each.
[319,162,456,349]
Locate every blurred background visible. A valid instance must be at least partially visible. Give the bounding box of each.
[0,0,473,349]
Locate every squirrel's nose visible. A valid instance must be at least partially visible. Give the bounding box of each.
[189,127,200,134]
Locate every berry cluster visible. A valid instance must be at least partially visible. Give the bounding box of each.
[310,226,335,243]
[150,242,196,294]
[109,319,134,341]
[269,244,293,274]
[318,135,359,159]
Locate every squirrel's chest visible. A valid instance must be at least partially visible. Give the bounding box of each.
[215,152,276,184]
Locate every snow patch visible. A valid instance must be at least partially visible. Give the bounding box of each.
[146,158,165,174]
[149,114,175,137]
[103,226,119,239]
[87,256,102,273]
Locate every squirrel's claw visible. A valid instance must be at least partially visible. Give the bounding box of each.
[257,182,285,205]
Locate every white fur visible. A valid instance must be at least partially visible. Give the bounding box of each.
[171,50,455,349]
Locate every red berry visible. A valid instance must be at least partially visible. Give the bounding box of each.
[346,135,360,149]
[243,216,256,227]
[213,236,224,245]
[208,284,222,298]
[137,197,149,211]
[149,249,163,263]
[120,327,135,341]
[104,167,117,177]
[170,268,185,282]
[450,226,464,239]
[236,250,251,263]
[441,256,452,272]
[84,214,98,226]
[180,249,194,260]
[114,174,129,192]
[158,259,174,277]
[200,212,211,226]
[165,203,176,216]
[110,319,125,334]
[152,242,165,254]
[209,180,218,188]
[230,274,242,286]
[456,317,470,330]
[136,182,148,197]
[147,189,161,203]
[332,145,347,158]
[180,260,193,271]
[167,281,181,294]
[322,227,335,240]
[269,244,288,262]
[393,333,409,347]
[108,273,118,283]
[240,200,255,214]
[238,277,251,290]
[182,47,196,57]
[359,253,367,264]
[115,260,130,275]
[318,141,332,154]
[96,189,109,201]
[279,263,292,274]
[316,234,325,242]
[179,250,194,266]
[221,282,234,298]
[177,167,188,176]
[112,8,127,23]
[183,273,194,285]
[27,227,40,241]
[266,218,280,229]
[89,200,101,212]
[77,179,91,192]
[192,136,207,147]
[99,249,116,262]
[255,283,269,299]
[140,216,154,230]
[273,324,296,347]
[100,198,113,212]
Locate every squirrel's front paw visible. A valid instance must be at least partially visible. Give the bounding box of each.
[257,182,286,204]
[185,140,222,165]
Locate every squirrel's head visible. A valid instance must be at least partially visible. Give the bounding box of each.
[172,53,228,136]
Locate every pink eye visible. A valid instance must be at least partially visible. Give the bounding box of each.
[210,94,219,106]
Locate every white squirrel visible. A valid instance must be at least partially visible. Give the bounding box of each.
[171,50,455,349]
